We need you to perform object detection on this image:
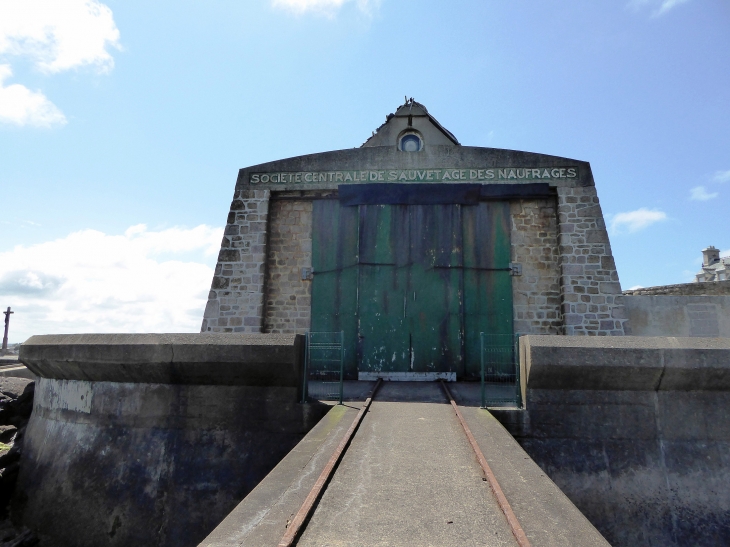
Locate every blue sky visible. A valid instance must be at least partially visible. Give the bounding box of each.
[1,0,729,342]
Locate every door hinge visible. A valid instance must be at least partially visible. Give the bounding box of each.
[509,263,522,276]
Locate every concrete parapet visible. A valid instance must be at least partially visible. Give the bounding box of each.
[20,332,304,389]
[497,335,730,547]
[521,335,730,391]
[13,333,329,547]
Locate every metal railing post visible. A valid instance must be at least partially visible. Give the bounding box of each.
[301,332,310,403]
[480,332,486,409]
[338,330,344,405]
[515,334,523,409]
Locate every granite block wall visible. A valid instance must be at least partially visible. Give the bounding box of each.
[556,186,628,335]
[263,200,313,334]
[201,189,270,333]
[510,198,563,335]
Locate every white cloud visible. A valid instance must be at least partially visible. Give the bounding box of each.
[654,0,691,15]
[0,64,66,126]
[0,224,223,343]
[0,0,120,127]
[690,186,719,201]
[628,0,691,16]
[609,208,667,234]
[713,169,730,184]
[0,0,120,73]
[272,0,379,15]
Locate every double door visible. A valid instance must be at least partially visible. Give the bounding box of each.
[310,200,513,379]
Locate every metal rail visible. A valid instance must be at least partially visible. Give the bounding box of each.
[279,378,530,546]
[440,380,532,547]
[278,378,383,547]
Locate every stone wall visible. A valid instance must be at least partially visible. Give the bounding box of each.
[263,200,313,334]
[262,196,568,337]
[556,186,628,335]
[510,198,563,335]
[625,295,730,337]
[0,378,34,511]
[201,189,270,333]
[202,180,629,338]
[495,336,730,547]
[16,334,330,547]
[623,280,730,296]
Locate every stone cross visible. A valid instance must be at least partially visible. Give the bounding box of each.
[2,307,13,351]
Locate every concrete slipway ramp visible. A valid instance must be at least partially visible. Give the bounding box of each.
[200,382,609,547]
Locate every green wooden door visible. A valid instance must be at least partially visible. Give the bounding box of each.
[310,198,513,379]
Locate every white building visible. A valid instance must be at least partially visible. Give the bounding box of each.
[695,246,730,282]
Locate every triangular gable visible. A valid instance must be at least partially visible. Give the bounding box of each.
[362,98,460,148]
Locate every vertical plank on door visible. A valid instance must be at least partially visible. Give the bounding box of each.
[463,201,514,378]
[357,205,410,372]
[311,200,359,379]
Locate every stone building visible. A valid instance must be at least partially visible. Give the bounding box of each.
[695,245,730,282]
[201,100,628,379]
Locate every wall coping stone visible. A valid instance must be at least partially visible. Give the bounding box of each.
[623,280,730,296]
[521,335,730,392]
[19,333,303,387]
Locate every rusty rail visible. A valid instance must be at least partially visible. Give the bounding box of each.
[440,380,532,547]
[278,378,383,547]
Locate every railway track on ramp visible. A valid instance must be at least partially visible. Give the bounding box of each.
[279,380,531,547]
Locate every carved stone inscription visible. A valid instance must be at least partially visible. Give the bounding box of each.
[249,167,578,185]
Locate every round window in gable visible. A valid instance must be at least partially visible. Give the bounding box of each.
[399,133,422,152]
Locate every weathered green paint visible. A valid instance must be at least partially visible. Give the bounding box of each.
[463,202,514,377]
[358,205,410,373]
[311,200,359,379]
[408,205,464,374]
[358,265,410,372]
[311,199,513,378]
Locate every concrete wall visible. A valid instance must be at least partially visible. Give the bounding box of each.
[14,334,329,547]
[624,279,730,296]
[625,295,730,337]
[495,336,730,547]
